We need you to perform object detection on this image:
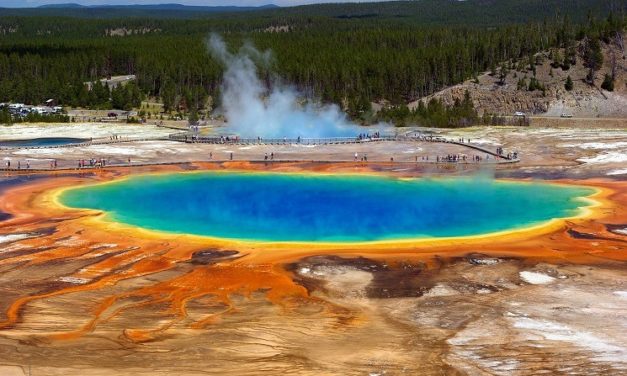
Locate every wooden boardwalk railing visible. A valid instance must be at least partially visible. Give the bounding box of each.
[168,133,518,161]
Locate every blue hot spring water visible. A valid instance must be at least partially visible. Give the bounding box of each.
[59,172,595,242]
[0,137,88,147]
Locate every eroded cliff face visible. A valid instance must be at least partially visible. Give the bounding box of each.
[419,84,554,115]
[410,33,627,117]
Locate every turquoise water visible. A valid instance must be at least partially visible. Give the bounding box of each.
[60,172,595,242]
[0,137,88,147]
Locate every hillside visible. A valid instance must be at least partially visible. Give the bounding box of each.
[0,0,624,125]
[0,3,279,18]
[412,33,627,118]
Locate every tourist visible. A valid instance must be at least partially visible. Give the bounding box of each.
[354,153,358,162]
[230,152,233,160]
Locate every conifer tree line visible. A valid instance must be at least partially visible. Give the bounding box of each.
[0,0,623,125]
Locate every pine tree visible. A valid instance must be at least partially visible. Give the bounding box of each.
[565,75,574,91]
[0,107,12,124]
[601,74,614,91]
[584,37,604,72]
[188,108,199,124]
[499,63,508,85]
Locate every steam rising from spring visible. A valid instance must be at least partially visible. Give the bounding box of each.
[208,34,362,138]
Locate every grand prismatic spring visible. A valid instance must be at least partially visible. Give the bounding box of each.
[59,172,596,242]
[0,156,626,375]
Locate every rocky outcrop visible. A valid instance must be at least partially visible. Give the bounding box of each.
[410,33,627,118]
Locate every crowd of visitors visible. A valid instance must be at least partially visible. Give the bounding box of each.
[357,132,380,140]
[78,158,107,168]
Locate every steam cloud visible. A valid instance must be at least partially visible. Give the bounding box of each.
[207,34,364,139]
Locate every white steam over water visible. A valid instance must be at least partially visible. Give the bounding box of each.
[208,34,364,138]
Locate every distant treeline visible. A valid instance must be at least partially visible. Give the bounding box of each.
[0,0,619,23]
[0,0,624,126]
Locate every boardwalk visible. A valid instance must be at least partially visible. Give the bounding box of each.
[0,131,519,173]
[168,133,517,161]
